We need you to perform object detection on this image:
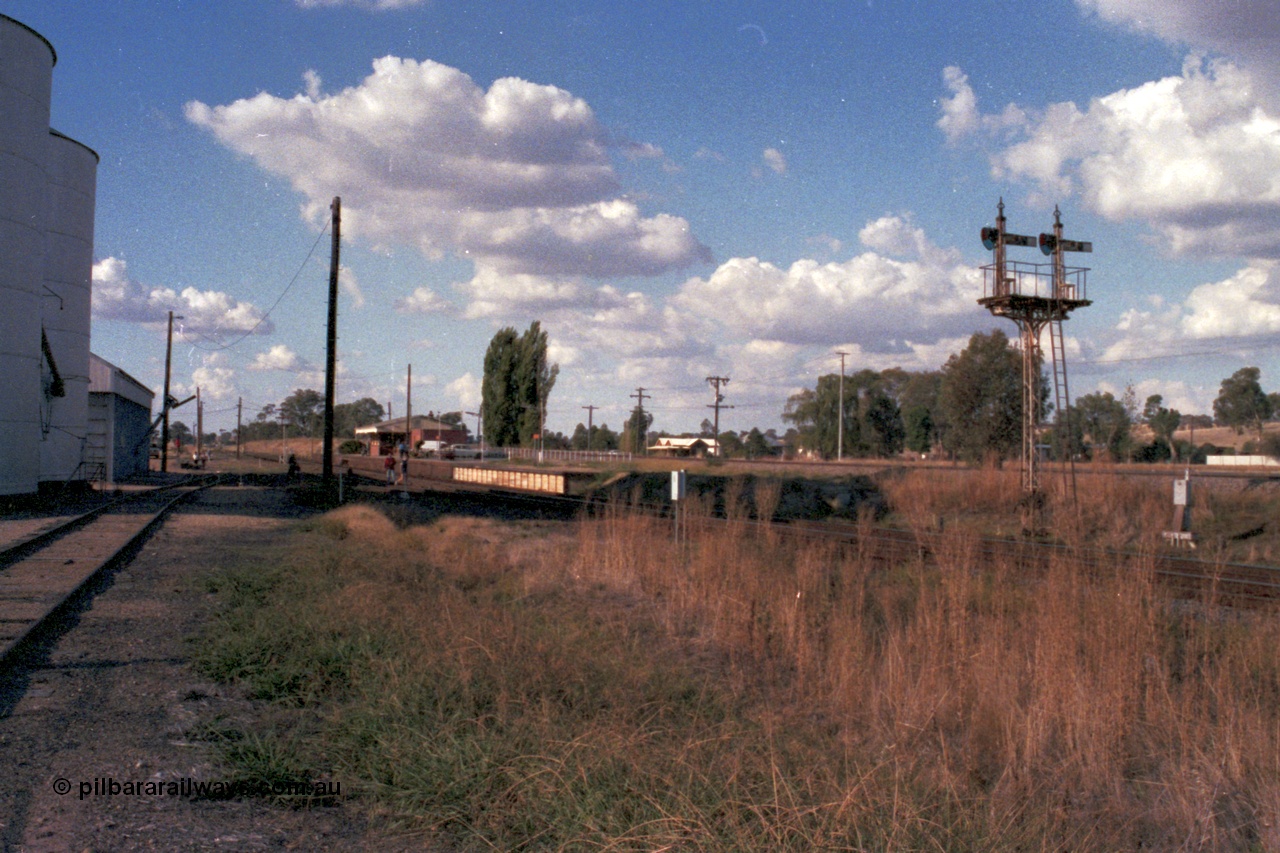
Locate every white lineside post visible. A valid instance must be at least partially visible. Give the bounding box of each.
[1163,470,1196,548]
[671,469,687,544]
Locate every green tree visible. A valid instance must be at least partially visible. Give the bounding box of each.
[238,403,280,442]
[860,385,905,457]
[592,423,619,451]
[937,330,1029,463]
[481,327,521,447]
[903,405,934,454]
[622,407,653,453]
[572,422,619,451]
[334,397,384,437]
[783,369,908,459]
[1143,394,1181,461]
[514,322,559,446]
[1073,391,1131,460]
[1213,366,1272,439]
[483,323,559,448]
[280,388,325,437]
[744,427,770,458]
[718,430,745,458]
[170,420,193,446]
[782,376,857,458]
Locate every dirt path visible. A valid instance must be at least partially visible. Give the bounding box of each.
[0,484,412,852]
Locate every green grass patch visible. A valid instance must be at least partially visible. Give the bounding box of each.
[188,506,985,848]
[189,501,1280,850]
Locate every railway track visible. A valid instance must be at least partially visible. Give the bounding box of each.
[692,515,1280,607]
[0,475,220,663]
[244,451,1280,607]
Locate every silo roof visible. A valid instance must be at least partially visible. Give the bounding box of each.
[0,14,57,67]
[49,128,100,163]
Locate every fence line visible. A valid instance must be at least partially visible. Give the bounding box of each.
[503,447,634,463]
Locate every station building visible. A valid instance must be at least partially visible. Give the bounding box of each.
[355,416,470,455]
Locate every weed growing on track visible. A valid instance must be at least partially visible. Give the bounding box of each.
[194,497,1280,850]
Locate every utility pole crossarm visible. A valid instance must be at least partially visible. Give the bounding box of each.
[630,387,650,455]
[581,404,598,450]
[705,376,731,458]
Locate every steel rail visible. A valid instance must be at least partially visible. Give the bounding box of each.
[0,477,215,570]
[0,475,221,664]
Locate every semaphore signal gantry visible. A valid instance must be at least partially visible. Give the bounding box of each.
[979,199,1092,532]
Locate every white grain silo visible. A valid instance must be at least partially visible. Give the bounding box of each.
[41,129,98,482]
[0,14,55,496]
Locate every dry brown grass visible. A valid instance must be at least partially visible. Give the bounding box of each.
[197,490,1280,849]
[562,504,1280,849]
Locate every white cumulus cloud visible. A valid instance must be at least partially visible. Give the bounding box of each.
[671,215,984,349]
[185,57,710,283]
[92,257,273,335]
[1100,263,1280,365]
[944,58,1280,258]
[249,344,302,371]
[396,287,454,314]
[444,372,481,409]
[1075,0,1280,104]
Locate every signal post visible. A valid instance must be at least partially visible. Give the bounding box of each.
[978,200,1092,533]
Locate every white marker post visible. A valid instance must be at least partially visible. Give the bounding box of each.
[1163,470,1195,548]
[671,469,687,544]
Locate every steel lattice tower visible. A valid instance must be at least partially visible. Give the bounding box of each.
[978,201,1092,531]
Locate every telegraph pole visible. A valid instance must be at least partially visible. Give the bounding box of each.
[236,397,242,459]
[630,387,650,455]
[322,195,341,482]
[705,376,732,457]
[835,351,849,461]
[405,364,412,453]
[160,310,182,473]
[195,386,203,464]
[581,404,598,449]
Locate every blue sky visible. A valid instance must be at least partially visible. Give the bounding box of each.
[7,0,1280,437]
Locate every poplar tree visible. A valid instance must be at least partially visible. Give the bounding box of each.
[481,322,559,448]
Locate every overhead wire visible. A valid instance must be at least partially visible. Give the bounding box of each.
[176,220,331,353]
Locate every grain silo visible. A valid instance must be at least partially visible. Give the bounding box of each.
[0,14,55,496]
[0,13,99,495]
[41,130,99,482]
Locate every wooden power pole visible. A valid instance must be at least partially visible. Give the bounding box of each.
[630,387,650,455]
[581,404,598,449]
[706,376,732,457]
[322,196,341,483]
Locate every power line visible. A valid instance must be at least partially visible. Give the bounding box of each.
[176,221,331,353]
